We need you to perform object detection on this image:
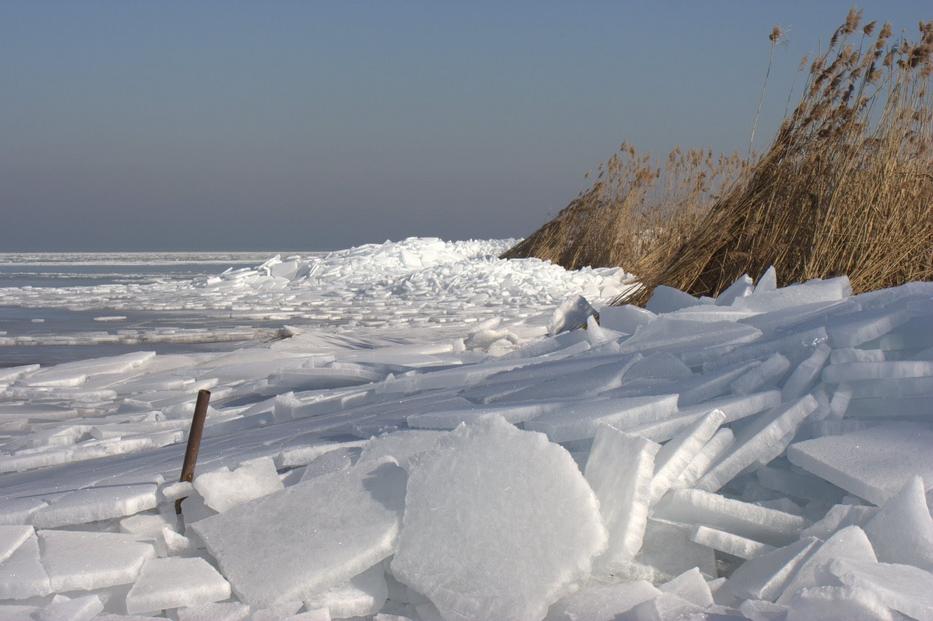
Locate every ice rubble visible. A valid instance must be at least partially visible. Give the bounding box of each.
[0,241,932,619]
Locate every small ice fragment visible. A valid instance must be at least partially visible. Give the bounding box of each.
[193,458,284,513]
[548,295,598,335]
[659,567,713,607]
[125,557,232,615]
[302,563,387,619]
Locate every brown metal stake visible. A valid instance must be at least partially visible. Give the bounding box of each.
[175,389,211,515]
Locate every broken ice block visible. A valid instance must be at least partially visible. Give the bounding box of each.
[584,425,659,563]
[193,459,405,608]
[631,518,717,579]
[646,286,703,314]
[39,529,154,592]
[697,394,819,492]
[862,475,933,571]
[826,557,933,621]
[31,484,158,528]
[785,585,893,621]
[787,422,933,505]
[302,563,387,619]
[125,557,231,614]
[781,344,831,401]
[731,353,790,395]
[689,525,774,560]
[653,489,809,546]
[548,295,598,335]
[776,526,877,604]
[193,457,284,513]
[0,525,32,564]
[672,428,734,489]
[525,394,679,442]
[0,534,50,599]
[544,579,659,621]
[390,416,607,621]
[34,594,103,621]
[726,537,821,602]
[649,410,725,504]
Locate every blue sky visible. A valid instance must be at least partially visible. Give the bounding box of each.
[1,1,929,250]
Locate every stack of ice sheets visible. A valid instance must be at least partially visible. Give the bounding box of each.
[1,250,932,620]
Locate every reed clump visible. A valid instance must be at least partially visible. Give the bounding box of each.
[620,11,933,303]
[500,144,751,272]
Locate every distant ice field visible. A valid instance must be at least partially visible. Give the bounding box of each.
[0,240,631,367]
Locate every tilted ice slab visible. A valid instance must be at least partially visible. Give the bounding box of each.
[30,484,158,528]
[192,458,406,608]
[862,475,933,571]
[390,415,607,621]
[126,557,232,615]
[787,422,933,505]
[39,529,155,592]
[584,424,659,565]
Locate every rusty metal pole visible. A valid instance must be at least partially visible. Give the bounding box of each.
[175,389,211,515]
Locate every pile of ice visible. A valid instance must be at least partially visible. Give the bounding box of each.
[1,265,933,620]
[0,238,633,332]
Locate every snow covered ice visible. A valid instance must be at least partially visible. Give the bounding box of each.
[1,241,933,619]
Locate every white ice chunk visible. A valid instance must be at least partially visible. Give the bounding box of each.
[584,425,659,564]
[192,459,405,608]
[862,475,933,571]
[0,525,33,564]
[646,286,702,314]
[544,580,660,621]
[653,489,809,546]
[649,410,725,504]
[598,305,655,334]
[302,563,387,619]
[619,319,762,356]
[731,353,790,395]
[787,422,933,505]
[658,567,713,607]
[126,557,232,615]
[548,295,598,335]
[717,274,755,306]
[782,344,831,401]
[827,557,933,621]
[785,585,893,621]
[0,534,50,599]
[31,484,158,528]
[35,594,103,621]
[525,394,679,442]
[0,497,47,525]
[357,430,445,471]
[801,504,877,539]
[175,602,251,621]
[672,428,734,489]
[734,276,851,312]
[630,518,717,580]
[776,525,877,604]
[39,529,155,592]
[390,415,607,621]
[697,394,819,492]
[689,525,774,560]
[193,458,284,513]
[726,537,820,602]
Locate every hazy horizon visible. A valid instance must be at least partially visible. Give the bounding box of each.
[2,1,929,251]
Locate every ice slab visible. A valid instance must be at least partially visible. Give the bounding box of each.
[31,484,158,528]
[0,497,47,525]
[0,534,50,599]
[649,410,725,504]
[785,585,893,621]
[584,425,659,564]
[39,529,155,592]
[0,525,33,564]
[630,518,716,580]
[302,562,387,618]
[175,602,251,621]
[598,304,655,334]
[623,591,703,620]
[22,351,155,387]
[193,457,284,513]
[725,537,820,602]
[822,360,933,383]
[618,318,762,356]
[781,344,831,401]
[689,525,774,560]
[35,594,103,621]
[192,459,405,608]
[658,567,713,608]
[697,394,819,492]
[733,276,851,312]
[390,415,607,621]
[672,428,734,489]
[717,274,755,306]
[544,580,660,621]
[125,557,231,614]
[524,394,679,442]
[653,489,809,546]
[862,475,933,571]
[548,295,598,335]
[827,557,933,621]
[800,504,877,539]
[787,423,933,505]
[731,353,790,395]
[646,286,703,314]
[776,525,877,604]
[357,430,446,471]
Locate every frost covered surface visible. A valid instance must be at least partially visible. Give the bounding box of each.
[1,240,933,620]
